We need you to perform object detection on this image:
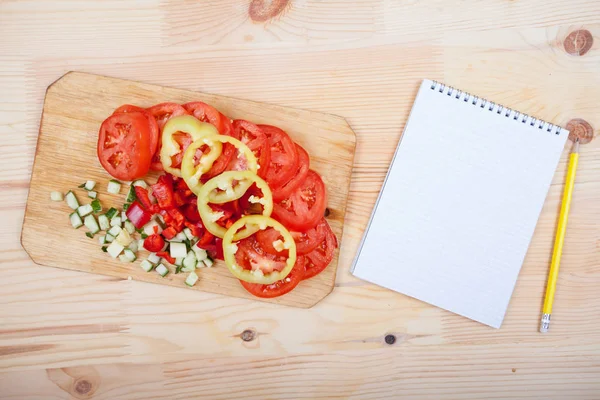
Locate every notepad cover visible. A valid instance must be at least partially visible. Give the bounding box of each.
[351,80,568,328]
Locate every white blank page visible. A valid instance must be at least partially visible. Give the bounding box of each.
[351,80,568,328]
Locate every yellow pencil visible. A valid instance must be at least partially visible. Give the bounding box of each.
[540,139,579,333]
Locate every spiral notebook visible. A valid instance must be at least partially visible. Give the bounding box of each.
[351,79,569,328]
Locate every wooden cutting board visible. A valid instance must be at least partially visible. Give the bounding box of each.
[21,72,356,308]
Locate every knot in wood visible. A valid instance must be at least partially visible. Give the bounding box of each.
[74,379,92,395]
[384,334,396,345]
[241,329,256,342]
[566,118,595,144]
[564,30,593,56]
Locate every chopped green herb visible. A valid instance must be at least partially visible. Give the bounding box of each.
[175,265,184,274]
[101,246,108,252]
[85,232,95,238]
[141,233,148,239]
[123,203,131,211]
[91,199,102,213]
[78,183,86,188]
[105,207,118,219]
[183,238,192,252]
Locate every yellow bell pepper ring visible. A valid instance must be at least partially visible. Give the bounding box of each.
[197,170,273,239]
[223,215,297,284]
[160,115,219,177]
[181,138,223,194]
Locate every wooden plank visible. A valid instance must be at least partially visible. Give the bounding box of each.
[21,72,356,308]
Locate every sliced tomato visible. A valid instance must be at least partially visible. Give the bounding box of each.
[146,103,189,170]
[144,234,165,252]
[234,235,289,274]
[303,220,337,280]
[271,144,309,202]
[240,255,305,298]
[256,217,327,256]
[113,104,159,156]
[232,120,270,178]
[272,170,327,231]
[97,112,152,180]
[259,125,299,188]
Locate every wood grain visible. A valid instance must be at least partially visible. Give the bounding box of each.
[2,0,600,399]
[21,72,356,308]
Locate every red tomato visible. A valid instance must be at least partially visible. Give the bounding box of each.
[303,220,337,280]
[256,217,327,256]
[147,103,189,170]
[258,125,299,188]
[162,226,178,240]
[144,234,165,252]
[234,235,289,274]
[240,256,305,298]
[113,104,159,156]
[232,120,270,178]
[272,170,327,231]
[271,144,309,202]
[97,112,152,180]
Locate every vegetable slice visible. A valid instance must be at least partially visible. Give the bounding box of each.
[107,180,122,194]
[65,191,79,210]
[185,271,199,287]
[51,191,63,201]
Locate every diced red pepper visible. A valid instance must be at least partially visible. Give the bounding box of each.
[200,237,223,261]
[143,234,165,252]
[134,186,154,211]
[185,221,203,237]
[176,178,189,191]
[198,230,214,246]
[125,201,152,229]
[157,251,176,265]
[151,176,175,209]
[173,191,187,207]
[162,226,177,240]
[181,204,200,223]
[167,208,185,231]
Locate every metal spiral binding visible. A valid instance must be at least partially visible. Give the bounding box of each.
[429,81,562,135]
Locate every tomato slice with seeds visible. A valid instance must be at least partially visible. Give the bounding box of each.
[272,170,327,231]
[240,255,306,298]
[259,125,298,188]
[147,103,189,170]
[232,120,270,178]
[271,144,309,202]
[302,220,337,280]
[97,112,152,180]
[112,104,160,156]
[256,217,327,256]
[234,235,289,274]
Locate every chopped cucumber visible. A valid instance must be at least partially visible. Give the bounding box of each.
[105,207,118,219]
[155,263,169,277]
[118,254,128,262]
[115,229,132,247]
[91,199,102,213]
[183,228,194,240]
[70,212,83,228]
[185,272,199,287]
[148,253,160,264]
[125,186,137,203]
[124,221,136,234]
[88,191,97,199]
[105,234,114,243]
[121,210,128,221]
[174,232,187,242]
[107,241,124,258]
[169,242,187,259]
[140,259,154,272]
[84,214,100,234]
[191,244,208,261]
[137,239,145,250]
[175,257,184,267]
[107,180,121,194]
[98,235,106,245]
[123,249,136,262]
[50,191,63,201]
[77,204,93,217]
[110,216,122,227]
[107,225,122,237]
[65,191,79,210]
[203,258,214,268]
[132,179,148,189]
[143,219,162,235]
[129,240,138,253]
[98,214,110,231]
[182,251,197,271]
[84,180,96,191]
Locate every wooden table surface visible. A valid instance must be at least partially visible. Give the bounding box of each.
[1,1,599,399]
